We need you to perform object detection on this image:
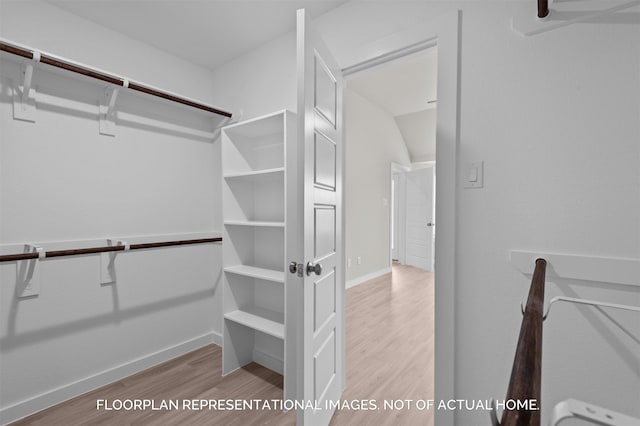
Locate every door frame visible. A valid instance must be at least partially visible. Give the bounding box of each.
[341,10,460,426]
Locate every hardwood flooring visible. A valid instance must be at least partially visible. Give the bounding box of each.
[330,263,434,426]
[10,263,434,425]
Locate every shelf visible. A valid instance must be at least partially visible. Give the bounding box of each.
[225,265,285,283]
[225,308,284,339]
[224,167,284,180]
[224,220,284,228]
[223,110,287,138]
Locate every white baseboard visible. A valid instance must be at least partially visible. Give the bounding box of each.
[1,332,222,425]
[253,349,284,375]
[346,267,392,289]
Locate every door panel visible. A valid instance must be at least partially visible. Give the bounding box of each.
[314,56,337,126]
[296,8,344,426]
[314,132,336,190]
[314,330,336,399]
[405,166,435,271]
[314,206,336,258]
[314,271,336,332]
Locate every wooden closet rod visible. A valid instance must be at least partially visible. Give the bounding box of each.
[493,258,546,426]
[538,0,549,18]
[0,237,222,263]
[0,39,232,118]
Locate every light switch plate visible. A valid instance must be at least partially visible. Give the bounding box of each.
[464,161,484,188]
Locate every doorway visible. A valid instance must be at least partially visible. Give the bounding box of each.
[337,11,459,425]
[340,47,439,424]
[345,46,438,276]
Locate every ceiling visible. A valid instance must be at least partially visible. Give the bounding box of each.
[45,0,349,70]
[46,0,437,162]
[348,48,438,163]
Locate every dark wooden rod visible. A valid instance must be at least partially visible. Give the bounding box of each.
[0,41,232,117]
[500,258,546,426]
[538,0,549,18]
[129,238,221,250]
[128,82,232,117]
[0,252,39,262]
[0,42,33,59]
[0,237,222,263]
[39,56,125,86]
[46,245,125,258]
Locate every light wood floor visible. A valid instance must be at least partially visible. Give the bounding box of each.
[10,263,434,425]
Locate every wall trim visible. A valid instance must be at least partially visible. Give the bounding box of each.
[253,349,284,375]
[346,267,392,289]
[1,332,222,425]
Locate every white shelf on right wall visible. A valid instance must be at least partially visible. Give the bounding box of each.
[510,250,640,287]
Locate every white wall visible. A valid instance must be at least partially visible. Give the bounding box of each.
[0,1,226,422]
[344,88,411,281]
[206,2,640,424]
[209,32,297,121]
[1,1,638,424]
[319,2,640,424]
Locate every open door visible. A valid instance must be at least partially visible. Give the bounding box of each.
[405,166,435,271]
[293,8,345,426]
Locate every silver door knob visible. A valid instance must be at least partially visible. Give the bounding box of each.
[427,222,435,227]
[306,262,322,276]
[289,261,303,277]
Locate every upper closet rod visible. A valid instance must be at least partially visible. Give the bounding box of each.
[0,39,232,118]
[0,237,222,263]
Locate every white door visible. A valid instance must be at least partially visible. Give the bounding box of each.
[391,174,399,261]
[405,166,435,271]
[294,8,344,426]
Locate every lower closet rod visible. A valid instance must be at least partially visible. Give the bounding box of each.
[0,237,222,263]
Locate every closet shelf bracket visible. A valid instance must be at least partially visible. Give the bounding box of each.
[99,81,127,136]
[511,0,640,37]
[13,52,40,122]
[16,244,44,298]
[520,295,640,320]
[101,239,129,284]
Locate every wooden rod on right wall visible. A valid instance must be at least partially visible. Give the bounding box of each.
[538,0,549,18]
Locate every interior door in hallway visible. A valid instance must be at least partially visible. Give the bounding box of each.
[292,8,345,426]
[405,166,435,271]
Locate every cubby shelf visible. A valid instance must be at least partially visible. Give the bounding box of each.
[224,265,284,283]
[223,167,284,180]
[224,308,285,340]
[224,220,285,228]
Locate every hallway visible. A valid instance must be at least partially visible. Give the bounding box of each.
[331,263,434,425]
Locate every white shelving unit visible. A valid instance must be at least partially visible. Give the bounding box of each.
[221,110,295,400]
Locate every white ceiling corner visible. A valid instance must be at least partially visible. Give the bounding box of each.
[44,0,349,70]
[348,47,438,163]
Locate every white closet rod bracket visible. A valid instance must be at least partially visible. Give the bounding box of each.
[550,398,640,426]
[13,52,40,122]
[16,244,44,298]
[101,239,129,285]
[520,296,640,320]
[21,51,39,105]
[99,82,125,137]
